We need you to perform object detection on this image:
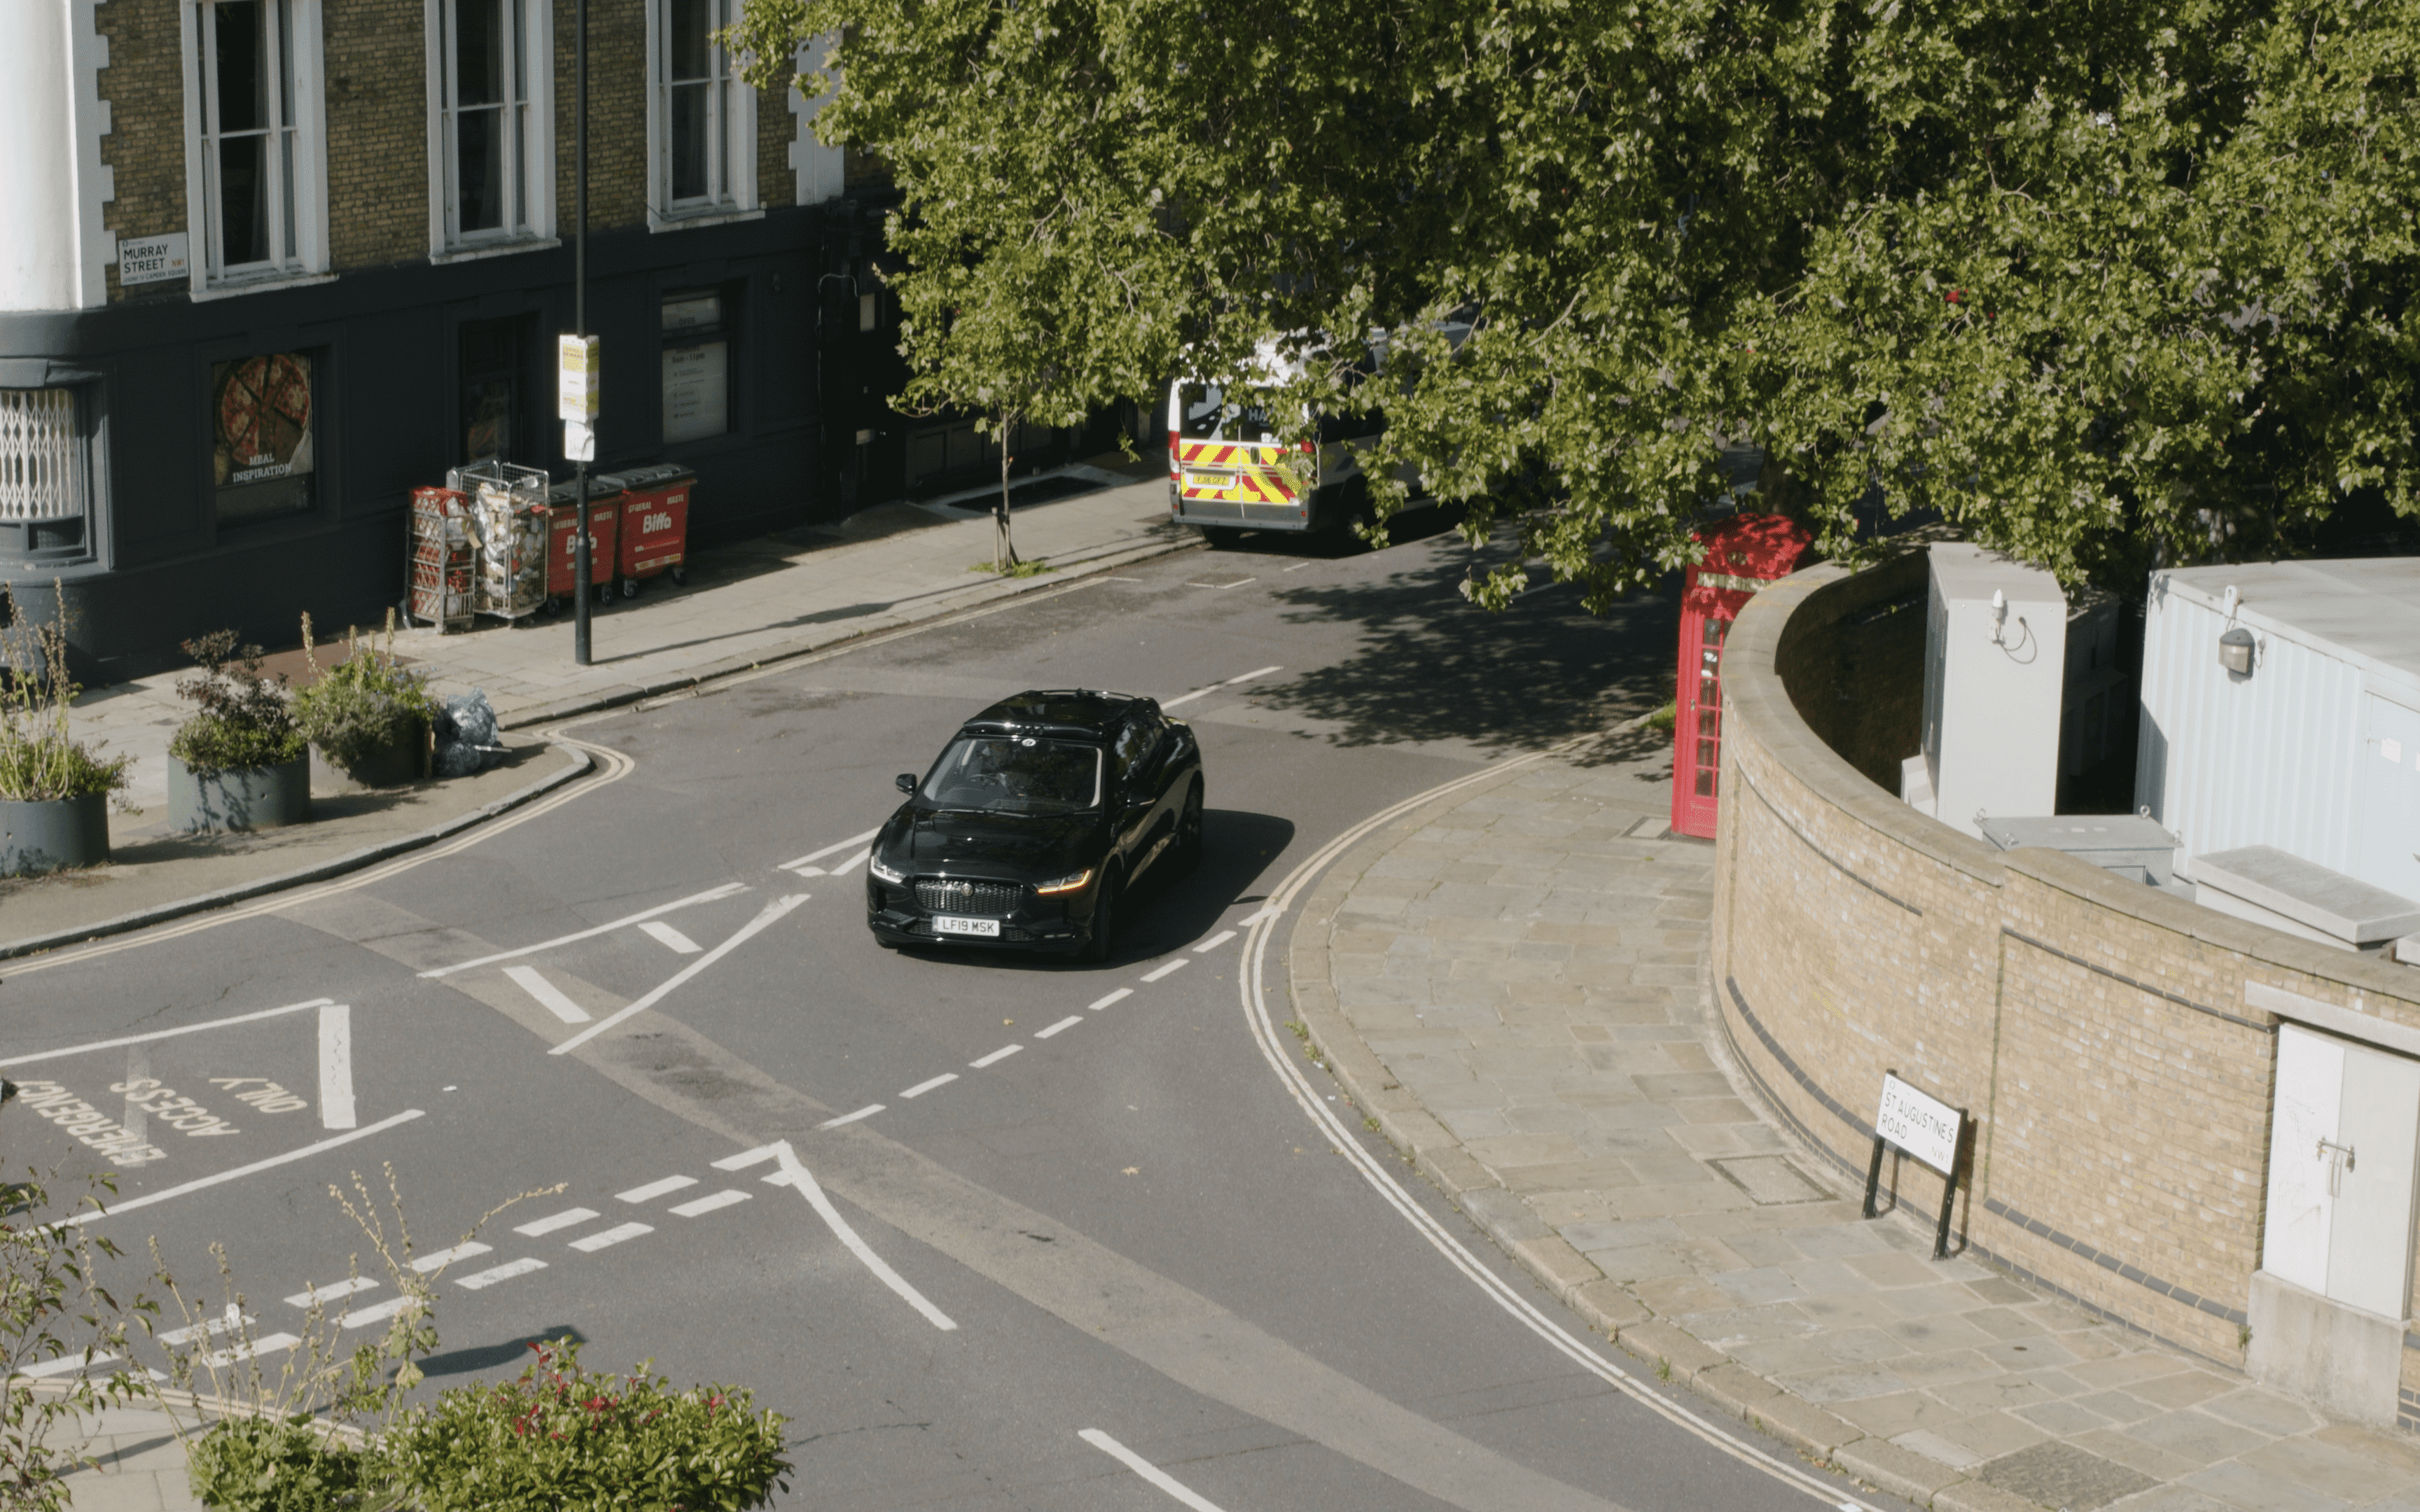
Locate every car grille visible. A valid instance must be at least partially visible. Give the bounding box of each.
[914,878,1025,915]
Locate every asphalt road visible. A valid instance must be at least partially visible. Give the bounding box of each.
[2,517,1907,1512]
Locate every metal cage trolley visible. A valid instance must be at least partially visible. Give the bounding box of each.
[405,486,475,633]
[450,460,551,621]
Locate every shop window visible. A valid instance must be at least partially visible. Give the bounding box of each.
[661,289,731,442]
[211,353,317,526]
[646,0,756,225]
[459,316,533,465]
[429,0,553,253]
[0,390,87,561]
[184,0,330,288]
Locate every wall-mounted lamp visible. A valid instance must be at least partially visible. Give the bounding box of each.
[2219,625,2255,676]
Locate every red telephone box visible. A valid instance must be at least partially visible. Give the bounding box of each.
[1671,512,1813,838]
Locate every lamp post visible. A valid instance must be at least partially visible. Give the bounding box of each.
[571,0,592,666]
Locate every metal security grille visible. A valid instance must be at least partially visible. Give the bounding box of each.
[0,390,80,523]
[914,879,1023,914]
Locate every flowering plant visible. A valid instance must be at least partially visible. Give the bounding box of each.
[377,1337,790,1512]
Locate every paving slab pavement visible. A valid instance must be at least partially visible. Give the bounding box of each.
[1288,730,2416,1512]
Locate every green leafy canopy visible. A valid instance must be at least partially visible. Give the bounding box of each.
[732,0,2420,605]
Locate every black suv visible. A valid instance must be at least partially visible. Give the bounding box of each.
[865,690,1205,959]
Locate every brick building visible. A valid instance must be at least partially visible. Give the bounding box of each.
[0,0,933,674]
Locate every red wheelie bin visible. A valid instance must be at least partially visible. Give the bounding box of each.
[611,463,693,597]
[543,474,621,615]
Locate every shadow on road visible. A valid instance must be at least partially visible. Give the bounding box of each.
[886,808,1294,972]
[1253,545,1680,761]
[419,1324,590,1379]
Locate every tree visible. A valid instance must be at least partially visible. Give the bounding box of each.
[729,18,1195,573]
[735,0,2420,603]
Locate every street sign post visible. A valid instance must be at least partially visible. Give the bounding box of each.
[1864,1070,1970,1259]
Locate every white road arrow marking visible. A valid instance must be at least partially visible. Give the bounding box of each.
[758,1140,956,1331]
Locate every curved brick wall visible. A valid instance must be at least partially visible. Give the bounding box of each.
[1713,554,2420,1371]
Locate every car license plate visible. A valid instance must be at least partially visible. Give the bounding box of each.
[1184,472,1232,491]
[932,916,1000,938]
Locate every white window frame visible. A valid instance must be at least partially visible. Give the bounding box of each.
[423,0,558,260]
[644,0,760,231]
[177,0,332,298]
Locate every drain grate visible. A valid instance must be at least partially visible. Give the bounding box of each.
[1707,1155,1833,1205]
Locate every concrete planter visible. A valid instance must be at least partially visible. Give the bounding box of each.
[312,720,431,789]
[168,754,310,833]
[0,792,110,876]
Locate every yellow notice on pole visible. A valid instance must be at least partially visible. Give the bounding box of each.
[557,334,601,423]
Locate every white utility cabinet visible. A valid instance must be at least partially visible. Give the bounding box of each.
[2136,558,2420,897]
[1906,545,2069,839]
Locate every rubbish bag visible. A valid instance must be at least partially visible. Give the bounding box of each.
[432,689,505,778]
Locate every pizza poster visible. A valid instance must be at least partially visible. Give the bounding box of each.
[211,353,315,488]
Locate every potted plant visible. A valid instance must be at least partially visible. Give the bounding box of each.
[0,583,130,876]
[167,630,310,832]
[294,611,438,788]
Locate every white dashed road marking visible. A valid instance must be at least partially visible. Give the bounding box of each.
[616,1175,699,1203]
[1141,959,1187,983]
[816,1105,883,1129]
[411,1242,492,1273]
[342,1296,417,1331]
[1089,988,1132,1011]
[669,1189,750,1217]
[900,1073,957,1099]
[1035,1016,1083,1040]
[1193,930,1236,953]
[637,920,703,954]
[503,966,593,1024]
[971,1044,1022,1068]
[285,1277,377,1307]
[569,1222,653,1253]
[514,1206,599,1238]
[456,1258,548,1290]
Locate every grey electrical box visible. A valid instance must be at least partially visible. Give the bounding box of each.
[1977,814,2180,887]
[2192,845,2420,953]
[1912,545,2069,838]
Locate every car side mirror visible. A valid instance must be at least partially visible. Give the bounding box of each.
[896,773,917,794]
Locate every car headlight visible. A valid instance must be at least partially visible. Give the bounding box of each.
[1034,868,1093,895]
[869,856,905,884]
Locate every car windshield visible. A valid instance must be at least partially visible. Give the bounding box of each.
[919,736,1101,815]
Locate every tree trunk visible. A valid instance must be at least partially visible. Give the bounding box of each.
[994,408,1020,573]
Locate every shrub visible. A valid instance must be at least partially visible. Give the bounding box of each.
[0,584,130,803]
[1,1170,155,1512]
[169,631,305,776]
[377,1338,791,1512]
[293,614,438,774]
[184,1415,362,1512]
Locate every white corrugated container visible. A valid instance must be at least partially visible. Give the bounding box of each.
[2136,559,2420,899]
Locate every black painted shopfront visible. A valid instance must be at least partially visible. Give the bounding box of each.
[0,197,903,680]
